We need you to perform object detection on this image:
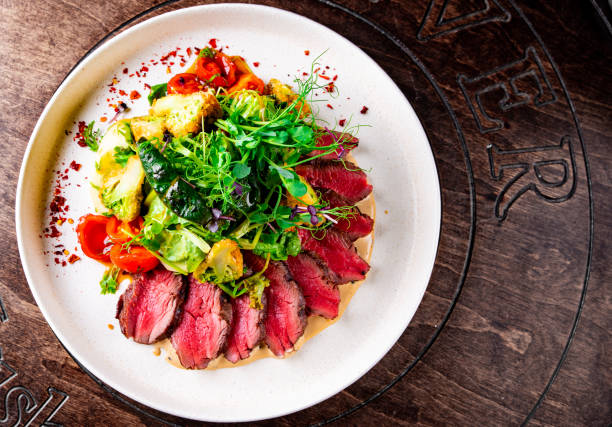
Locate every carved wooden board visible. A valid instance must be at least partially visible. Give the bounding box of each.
[0,0,609,425]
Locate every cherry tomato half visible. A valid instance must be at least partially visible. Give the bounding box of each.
[227,73,265,95]
[196,56,227,87]
[109,244,159,273]
[214,52,237,86]
[106,216,144,244]
[76,214,112,262]
[167,73,201,95]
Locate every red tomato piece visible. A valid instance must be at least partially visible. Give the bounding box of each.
[109,244,159,273]
[106,216,144,243]
[214,52,237,86]
[76,214,112,262]
[227,73,265,95]
[167,73,201,94]
[196,56,226,87]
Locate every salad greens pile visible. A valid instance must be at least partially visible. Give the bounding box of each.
[88,60,362,305]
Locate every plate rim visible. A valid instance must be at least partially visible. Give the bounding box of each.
[15,3,441,422]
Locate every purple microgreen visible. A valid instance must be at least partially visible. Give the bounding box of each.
[323,126,347,159]
[109,102,130,124]
[310,214,319,225]
[211,208,222,219]
[232,181,243,196]
[218,215,236,222]
[289,205,299,220]
[267,222,277,232]
[207,221,219,233]
[322,213,338,224]
[323,126,339,143]
[180,177,196,189]
[307,205,317,216]
[160,131,172,153]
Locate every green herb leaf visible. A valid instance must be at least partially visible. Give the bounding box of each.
[270,165,293,180]
[286,179,307,198]
[232,163,251,179]
[147,83,167,105]
[288,126,313,144]
[113,146,135,167]
[83,120,101,152]
[100,266,120,295]
[198,47,215,58]
[252,230,301,260]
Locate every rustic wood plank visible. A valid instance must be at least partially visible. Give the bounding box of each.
[0,0,608,425]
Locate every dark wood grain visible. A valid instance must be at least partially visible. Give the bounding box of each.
[0,0,609,425]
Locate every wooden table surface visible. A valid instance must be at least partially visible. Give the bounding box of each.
[1,0,610,425]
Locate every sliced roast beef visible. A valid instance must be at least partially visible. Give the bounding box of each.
[297,228,370,284]
[116,268,185,344]
[333,210,374,241]
[307,130,359,161]
[242,252,307,357]
[170,277,232,369]
[286,253,340,319]
[225,293,267,363]
[320,190,374,241]
[295,161,372,203]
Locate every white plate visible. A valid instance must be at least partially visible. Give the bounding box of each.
[16,4,440,422]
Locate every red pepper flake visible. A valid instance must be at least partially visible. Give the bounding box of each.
[54,257,60,265]
[144,83,151,89]
[326,104,333,109]
[68,254,80,264]
[100,117,108,122]
[129,90,141,100]
[333,75,338,81]
[325,83,335,93]
[253,62,260,67]
[61,261,67,267]
[160,50,177,62]
[74,121,88,147]
[339,119,346,126]
[69,161,81,171]
[186,47,192,56]
[360,105,369,114]
[209,38,218,48]
[122,67,128,74]
[140,66,149,73]
[304,50,310,56]
[118,89,127,96]
[302,72,308,76]
[319,74,330,80]
[49,195,66,214]
[194,47,201,55]
[49,225,61,238]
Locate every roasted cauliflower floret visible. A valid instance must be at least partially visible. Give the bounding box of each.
[150,90,221,137]
[93,121,145,221]
[265,78,311,117]
[130,115,166,142]
[194,239,243,283]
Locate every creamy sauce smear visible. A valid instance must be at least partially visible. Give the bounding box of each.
[155,190,375,370]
